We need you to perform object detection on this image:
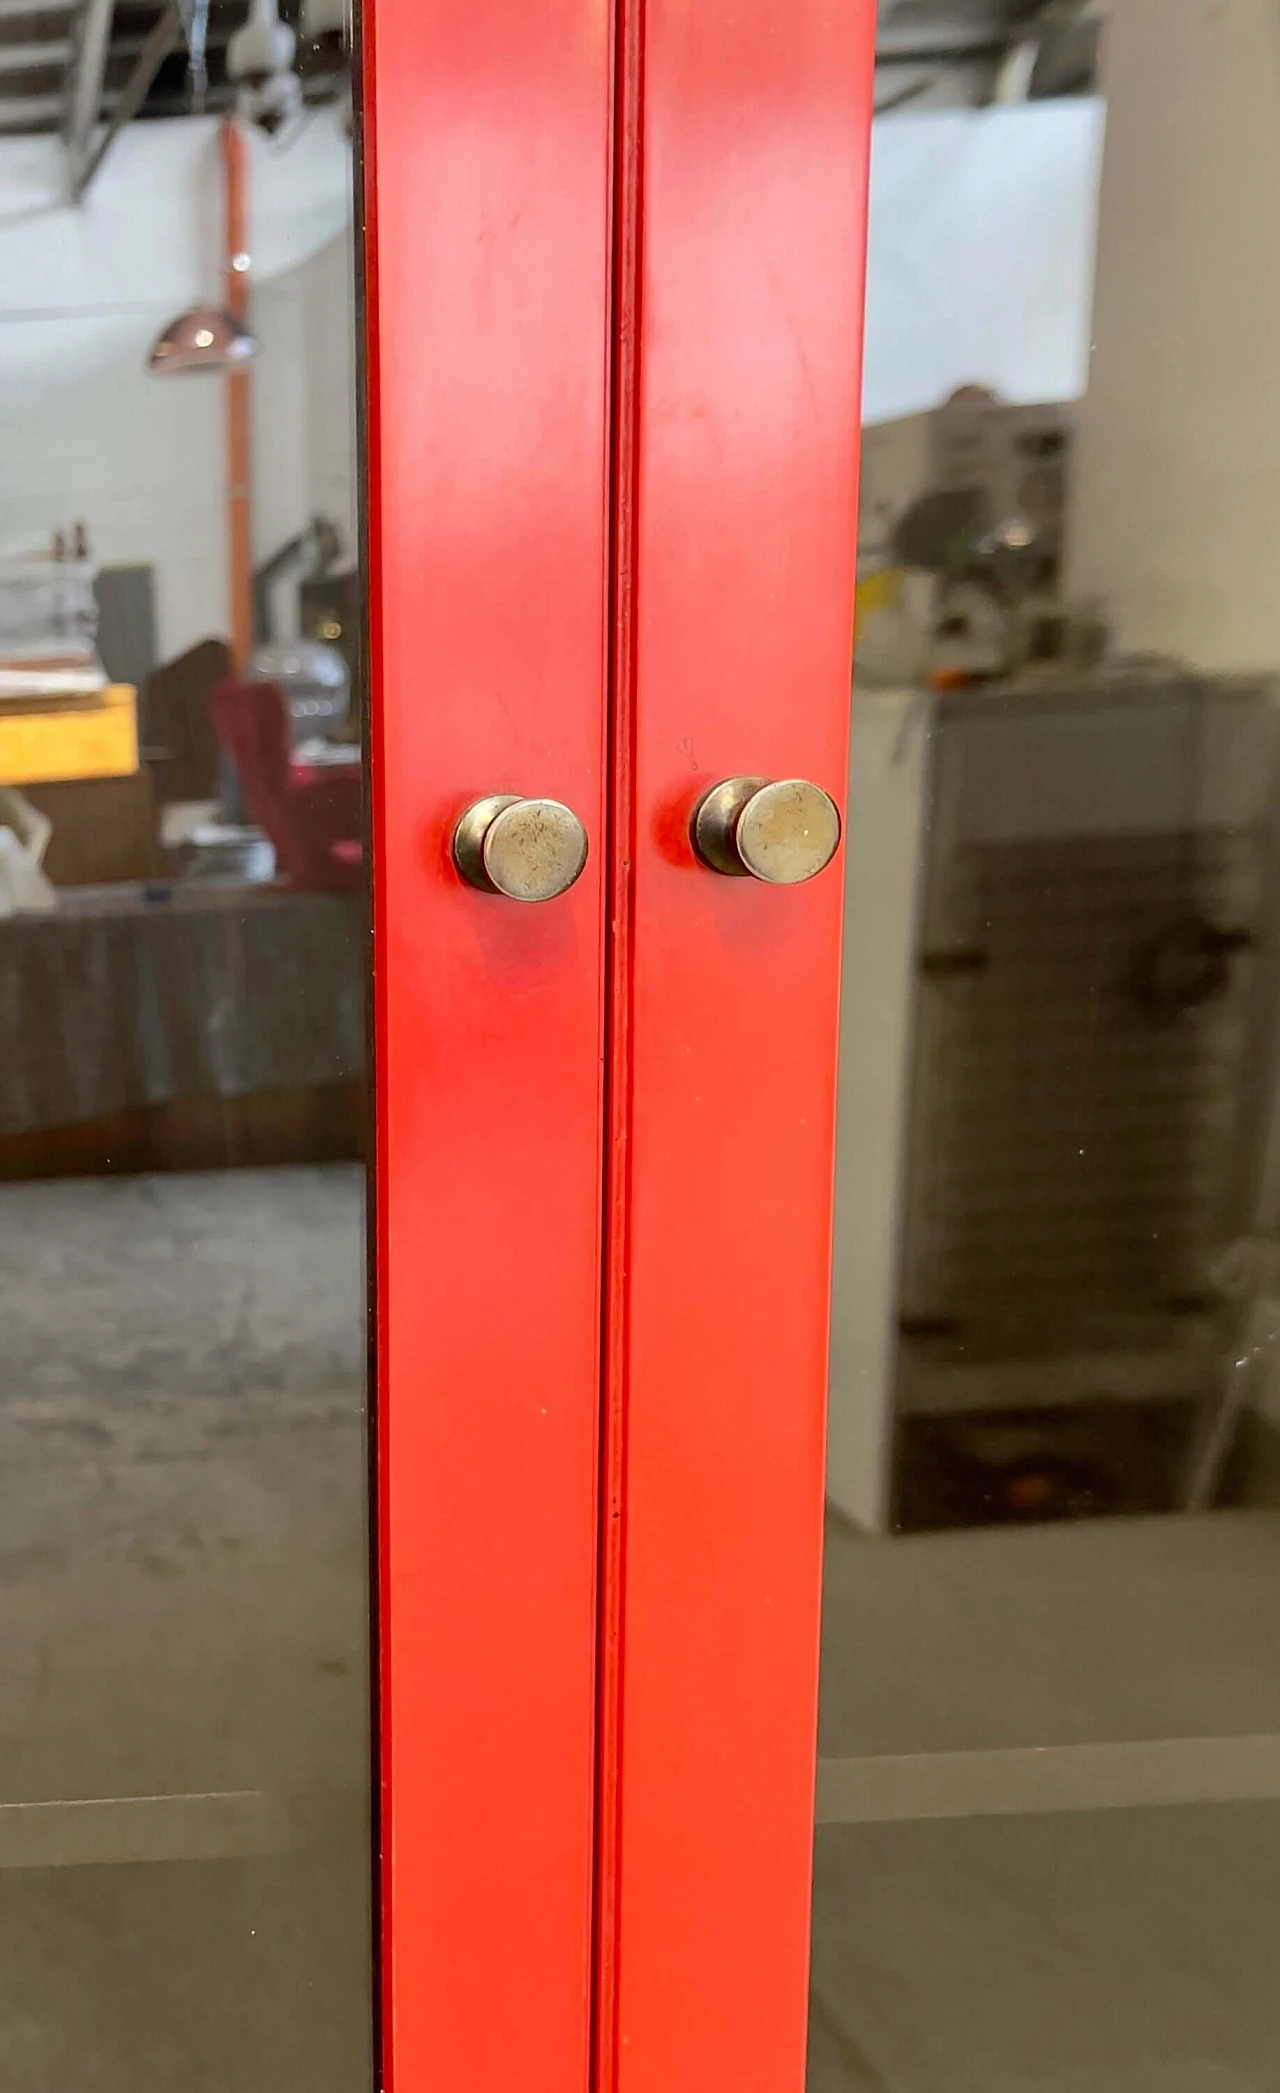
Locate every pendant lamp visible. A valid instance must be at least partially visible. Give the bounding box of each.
[148,303,257,375]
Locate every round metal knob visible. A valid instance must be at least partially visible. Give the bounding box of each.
[691,776,842,885]
[453,794,589,902]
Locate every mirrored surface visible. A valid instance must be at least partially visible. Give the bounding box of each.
[818,5,1280,2085]
[0,6,372,2083]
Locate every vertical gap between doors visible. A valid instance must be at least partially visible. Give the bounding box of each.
[594,0,646,2087]
[352,3,389,2083]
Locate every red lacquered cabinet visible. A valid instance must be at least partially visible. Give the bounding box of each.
[362,0,874,2086]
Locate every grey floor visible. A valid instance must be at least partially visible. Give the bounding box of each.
[813,1517,1280,2092]
[0,1166,373,2089]
[4,1165,1280,2089]
[810,1804,1280,2093]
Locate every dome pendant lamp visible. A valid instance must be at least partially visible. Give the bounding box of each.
[148,303,256,375]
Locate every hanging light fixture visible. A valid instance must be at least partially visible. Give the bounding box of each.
[149,0,300,372]
[148,303,256,375]
[148,86,259,378]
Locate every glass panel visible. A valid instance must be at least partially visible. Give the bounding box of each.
[0,9,372,2085]
[818,6,1280,2086]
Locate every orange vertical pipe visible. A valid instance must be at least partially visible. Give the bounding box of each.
[221,116,253,670]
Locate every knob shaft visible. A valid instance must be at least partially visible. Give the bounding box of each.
[453,794,589,902]
[691,776,841,885]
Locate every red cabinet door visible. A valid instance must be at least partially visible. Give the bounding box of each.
[361,4,613,2089]
[597,4,876,2090]
[364,0,873,2084]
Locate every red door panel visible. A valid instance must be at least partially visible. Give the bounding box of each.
[602,4,876,2088]
[361,3,612,2087]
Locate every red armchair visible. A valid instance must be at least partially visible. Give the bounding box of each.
[209,677,363,894]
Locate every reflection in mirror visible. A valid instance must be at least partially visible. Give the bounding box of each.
[818,4,1280,2087]
[0,5,371,2085]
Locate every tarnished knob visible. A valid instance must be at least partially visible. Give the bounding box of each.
[453,794,589,902]
[691,776,842,885]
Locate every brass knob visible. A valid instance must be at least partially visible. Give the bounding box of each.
[453,794,589,902]
[691,776,842,885]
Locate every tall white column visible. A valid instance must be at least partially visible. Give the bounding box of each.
[1068,0,1280,671]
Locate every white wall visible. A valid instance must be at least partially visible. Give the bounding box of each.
[862,99,1105,426]
[0,116,354,663]
[299,227,359,556]
[828,687,930,1531]
[254,228,359,640]
[0,311,224,663]
[1068,0,1280,670]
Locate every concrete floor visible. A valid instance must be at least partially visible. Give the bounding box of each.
[5,1165,1280,2089]
[0,1166,373,2089]
[811,1804,1280,2093]
[812,1516,1280,2091]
